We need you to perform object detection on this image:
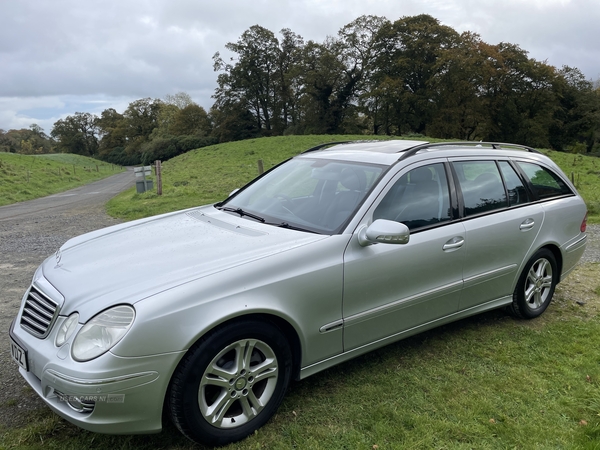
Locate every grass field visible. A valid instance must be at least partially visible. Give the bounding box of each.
[105,135,403,219]
[2,137,600,449]
[2,266,599,449]
[0,152,123,207]
[104,136,600,223]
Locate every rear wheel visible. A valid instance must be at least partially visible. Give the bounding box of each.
[168,320,292,446]
[509,249,557,319]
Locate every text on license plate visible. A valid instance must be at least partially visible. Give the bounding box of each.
[10,338,29,371]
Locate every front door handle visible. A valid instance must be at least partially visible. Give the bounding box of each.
[519,218,535,231]
[443,236,464,251]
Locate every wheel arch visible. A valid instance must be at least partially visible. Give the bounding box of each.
[243,313,303,381]
[198,313,302,380]
[539,243,563,283]
[163,312,303,414]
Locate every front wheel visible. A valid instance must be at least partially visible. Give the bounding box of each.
[168,320,292,446]
[509,248,558,319]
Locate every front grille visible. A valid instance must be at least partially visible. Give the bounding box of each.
[20,285,59,338]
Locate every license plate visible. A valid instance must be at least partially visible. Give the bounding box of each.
[10,338,29,371]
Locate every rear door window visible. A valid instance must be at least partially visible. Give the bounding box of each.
[498,161,529,206]
[452,161,507,216]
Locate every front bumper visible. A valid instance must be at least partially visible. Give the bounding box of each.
[9,317,185,434]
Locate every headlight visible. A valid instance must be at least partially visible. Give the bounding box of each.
[55,313,79,347]
[72,305,135,362]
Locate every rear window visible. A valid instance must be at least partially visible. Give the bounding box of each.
[516,162,573,199]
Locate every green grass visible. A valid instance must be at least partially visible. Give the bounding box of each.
[539,150,600,222]
[3,137,600,449]
[107,135,401,218]
[2,266,600,449]
[0,152,123,207]
[105,136,600,223]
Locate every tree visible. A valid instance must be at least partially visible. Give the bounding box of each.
[210,102,260,143]
[335,15,390,134]
[96,108,127,154]
[122,98,163,155]
[427,32,489,140]
[475,43,558,147]
[0,125,53,153]
[51,112,99,156]
[550,66,600,151]
[272,28,305,133]
[170,104,212,136]
[372,14,461,135]
[299,38,346,133]
[29,123,49,140]
[213,25,281,134]
[164,92,195,109]
[213,26,307,136]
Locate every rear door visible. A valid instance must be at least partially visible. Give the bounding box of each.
[451,159,544,310]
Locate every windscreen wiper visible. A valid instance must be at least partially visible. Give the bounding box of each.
[218,206,265,223]
[272,222,318,233]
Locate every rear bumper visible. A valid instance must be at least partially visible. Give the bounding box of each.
[561,233,587,280]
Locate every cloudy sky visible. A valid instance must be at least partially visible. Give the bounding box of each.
[1,0,599,134]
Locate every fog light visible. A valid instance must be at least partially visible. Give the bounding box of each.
[55,389,95,413]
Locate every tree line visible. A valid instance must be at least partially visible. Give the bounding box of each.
[2,14,599,164]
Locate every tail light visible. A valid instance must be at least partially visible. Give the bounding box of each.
[581,212,588,233]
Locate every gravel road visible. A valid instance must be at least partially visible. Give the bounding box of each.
[1,176,598,429]
[0,170,133,428]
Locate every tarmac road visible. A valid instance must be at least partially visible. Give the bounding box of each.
[0,167,135,221]
[0,168,135,428]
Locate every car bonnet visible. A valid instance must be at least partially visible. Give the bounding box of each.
[41,205,328,319]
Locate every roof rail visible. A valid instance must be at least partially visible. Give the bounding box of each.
[301,141,353,154]
[398,141,540,160]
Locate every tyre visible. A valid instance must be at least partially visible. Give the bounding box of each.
[168,319,292,446]
[509,248,558,319]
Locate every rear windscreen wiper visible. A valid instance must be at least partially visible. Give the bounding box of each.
[218,206,265,223]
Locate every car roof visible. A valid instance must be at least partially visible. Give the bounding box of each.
[298,140,426,165]
[298,140,544,166]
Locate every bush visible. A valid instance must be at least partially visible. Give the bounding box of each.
[139,135,218,164]
[99,147,142,166]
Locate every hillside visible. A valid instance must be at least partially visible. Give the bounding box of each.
[106,135,600,223]
[0,153,122,207]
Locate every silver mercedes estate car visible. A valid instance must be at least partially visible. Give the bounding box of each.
[10,140,588,446]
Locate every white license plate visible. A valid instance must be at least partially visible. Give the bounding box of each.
[10,338,29,371]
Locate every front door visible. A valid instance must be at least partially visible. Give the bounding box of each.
[342,162,466,351]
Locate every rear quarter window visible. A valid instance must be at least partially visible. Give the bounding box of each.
[516,162,573,200]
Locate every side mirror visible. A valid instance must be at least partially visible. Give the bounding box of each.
[357,219,410,247]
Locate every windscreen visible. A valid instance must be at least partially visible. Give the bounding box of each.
[220,157,386,234]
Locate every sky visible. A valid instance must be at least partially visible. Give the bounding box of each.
[1,0,599,135]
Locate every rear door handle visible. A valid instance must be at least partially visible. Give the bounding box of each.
[443,236,464,251]
[519,218,535,231]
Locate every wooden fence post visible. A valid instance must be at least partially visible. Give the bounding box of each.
[155,160,163,195]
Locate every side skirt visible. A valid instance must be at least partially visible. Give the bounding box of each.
[299,295,512,380]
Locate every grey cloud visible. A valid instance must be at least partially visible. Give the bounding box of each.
[1,0,598,131]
